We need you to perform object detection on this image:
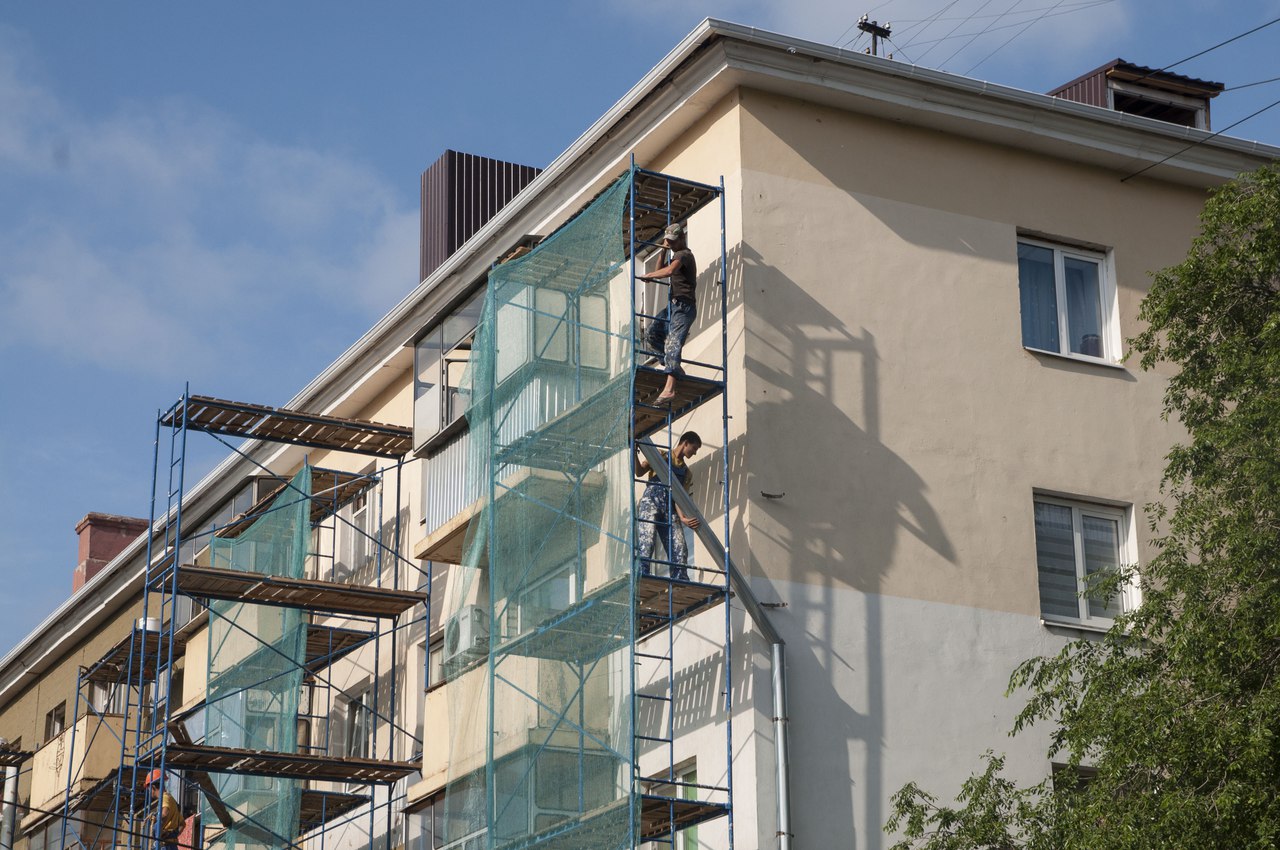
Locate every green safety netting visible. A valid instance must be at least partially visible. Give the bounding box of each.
[204,466,311,850]
[442,173,639,850]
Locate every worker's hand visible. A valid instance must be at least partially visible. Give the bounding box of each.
[682,515,700,529]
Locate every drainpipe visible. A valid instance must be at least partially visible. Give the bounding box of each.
[638,442,793,850]
[1,764,17,850]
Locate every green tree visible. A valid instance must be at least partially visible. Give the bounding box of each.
[886,164,1280,850]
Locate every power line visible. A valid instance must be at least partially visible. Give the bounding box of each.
[915,0,999,63]
[896,0,966,45]
[885,36,917,64]
[833,17,863,46]
[891,0,1108,23]
[964,0,1070,75]
[1226,75,1280,91]
[1125,16,1280,88]
[900,2,1115,50]
[1119,94,1280,183]
[937,0,1026,70]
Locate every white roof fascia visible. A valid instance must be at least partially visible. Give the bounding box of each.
[704,21,1277,183]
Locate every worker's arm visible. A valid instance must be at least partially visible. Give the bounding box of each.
[675,505,701,529]
[634,450,650,477]
[638,258,681,282]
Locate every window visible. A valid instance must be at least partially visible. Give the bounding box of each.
[1034,497,1134,625]
[678,763,699,850]
[426,637,445,692]
[1051,762,1098,793]
[1017,238,1115,361]
[413,282,611,449]
[508,559,578,639]
[414,290,485,447]
[342,471,380,585]
[44,703,66,742]
[344,688,374,760]
[411,793,446,850]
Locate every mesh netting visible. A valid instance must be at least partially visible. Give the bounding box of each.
[204,466,311,850]
[443,173,638,850]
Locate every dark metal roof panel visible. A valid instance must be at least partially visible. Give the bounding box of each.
[420,150,541,281]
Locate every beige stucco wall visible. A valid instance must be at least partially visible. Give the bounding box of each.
[736,86,1201,614]
[0,598,143,839]
[720,85,1218,849]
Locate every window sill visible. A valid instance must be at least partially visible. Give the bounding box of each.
[1040,615,1113,635]
[1024,347,1127,371]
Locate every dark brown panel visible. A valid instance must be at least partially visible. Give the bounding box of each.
[420,150,542,281]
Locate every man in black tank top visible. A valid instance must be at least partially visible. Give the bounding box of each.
[637,223,697,403]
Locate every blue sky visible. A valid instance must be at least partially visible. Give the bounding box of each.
[2,0,1278,654]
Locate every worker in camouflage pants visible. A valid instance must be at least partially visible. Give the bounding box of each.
[634,431,702,580]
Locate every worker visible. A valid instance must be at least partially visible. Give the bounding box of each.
[635,432,702,580]
[142,769,183,850]
[637,223,697,404]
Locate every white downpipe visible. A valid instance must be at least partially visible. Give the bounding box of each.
[1,764,18,850]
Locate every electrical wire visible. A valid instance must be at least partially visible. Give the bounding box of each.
[937,0,1026,69]
[832,17,863,47]
[900,2,1114,50]
[964,0,1070,74]
[841,31,867,52]
[1139,16,1280,80]
[1226,74,1280,91]
[896,0,966,45]
[892,0,1109,23]
[915,0,999,62]
[885,36,917,64]
[1120,93,1280,182]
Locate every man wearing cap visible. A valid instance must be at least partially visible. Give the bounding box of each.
[142,769,183,850]
[637,223,697,404]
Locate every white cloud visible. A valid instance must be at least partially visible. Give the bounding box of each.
[0,26,418,380]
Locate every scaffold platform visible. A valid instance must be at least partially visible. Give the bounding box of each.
[161,395,414,458]
[162,743,418,784]
[0,745,32,768]
[81,627,188,685]
[175,565,425,618]
[496,575,725,664]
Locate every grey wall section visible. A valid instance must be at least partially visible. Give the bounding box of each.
[771,580,1068,850]
[420,150,541,281]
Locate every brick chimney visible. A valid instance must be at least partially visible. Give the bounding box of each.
[73,513,148,592]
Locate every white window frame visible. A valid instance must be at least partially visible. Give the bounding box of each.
[344,687,374,760]
[44,702,66,743]
[1017,236,1120,365]
[1034,495,1138,628]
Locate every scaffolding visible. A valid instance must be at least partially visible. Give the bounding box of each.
[56,393,426,850]
[437,162,733,850]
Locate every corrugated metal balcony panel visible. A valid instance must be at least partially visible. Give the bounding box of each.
[422,370,611,542]
[424,429,475,534]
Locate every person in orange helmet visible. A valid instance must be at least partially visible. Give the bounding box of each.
[143,769,183,850]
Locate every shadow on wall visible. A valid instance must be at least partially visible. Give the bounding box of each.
[734,239,956,850]
[634,621,756,750]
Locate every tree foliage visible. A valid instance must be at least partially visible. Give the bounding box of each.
[886,164,1280,849]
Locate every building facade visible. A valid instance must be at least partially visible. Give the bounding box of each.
[2,19,1276,850]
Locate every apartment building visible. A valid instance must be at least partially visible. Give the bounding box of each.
[1,19,1276,850]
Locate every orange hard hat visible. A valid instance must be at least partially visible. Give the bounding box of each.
[145,769,163,787]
